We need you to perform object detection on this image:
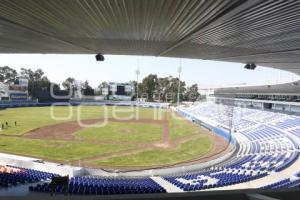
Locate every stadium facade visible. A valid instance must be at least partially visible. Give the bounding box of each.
[213,81,300,113]
[0,78,28,101]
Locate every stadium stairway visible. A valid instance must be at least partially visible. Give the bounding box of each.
[150,177,183,192]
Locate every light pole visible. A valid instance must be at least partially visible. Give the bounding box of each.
[177,61,182,106]
[136,69,140,102]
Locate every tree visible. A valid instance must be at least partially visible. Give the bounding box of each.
[19,68,57,98]
[135,75,188,102]
[98,81,108,92]
[164,76,186,103]
[0,66,18,83]
[82,80,94,96]
[62,77,76,91]
[184,84,200,102]
[96,81,110,99]
[20,68,45,82]
[157,76,176,102]
[140,74,158,101]
[128,81,137,100]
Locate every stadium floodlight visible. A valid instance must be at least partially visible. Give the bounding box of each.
[177,65,182,73]
[136,69,140,102]
[136,69,140,76]
[177,60,182,106]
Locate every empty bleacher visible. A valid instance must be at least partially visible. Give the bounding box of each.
[171,102,300,191]
[30,176,166,195]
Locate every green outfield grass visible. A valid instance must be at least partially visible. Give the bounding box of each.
[74,122,161,142]
[91,136,213,167]
[169,112,201,140]
[0,106,163,135]
[0,136,132,162]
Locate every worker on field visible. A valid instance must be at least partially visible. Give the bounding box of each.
[14,121,17,126]
[5,122,8,128]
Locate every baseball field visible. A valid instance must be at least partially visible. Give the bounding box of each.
[0,105,227,170]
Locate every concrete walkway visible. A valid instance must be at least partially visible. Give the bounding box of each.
[151,177,183,193]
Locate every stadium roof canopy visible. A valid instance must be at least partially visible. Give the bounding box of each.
[214,80,300,95]
[0,0,300,75]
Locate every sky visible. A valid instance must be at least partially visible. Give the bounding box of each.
[0,54,298,88]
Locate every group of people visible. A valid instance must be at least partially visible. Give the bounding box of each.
[1,121,17,130]
[0,165,23,174]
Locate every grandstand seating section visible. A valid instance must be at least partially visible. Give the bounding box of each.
[0,165,56,188]
[169,102,300,190]
[261,178,300,189]
[30,176,166,195]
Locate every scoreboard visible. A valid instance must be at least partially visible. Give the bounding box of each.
[105,83,133,96]
[116,85,125,95]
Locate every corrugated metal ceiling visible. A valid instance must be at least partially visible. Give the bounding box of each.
[0,0,299,74]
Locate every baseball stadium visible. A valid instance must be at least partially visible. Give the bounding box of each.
[0,1,299,200]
